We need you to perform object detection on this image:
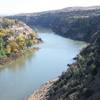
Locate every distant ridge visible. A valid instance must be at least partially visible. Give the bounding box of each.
[13,6,100,16]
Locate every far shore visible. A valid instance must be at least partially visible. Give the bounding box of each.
[0,38,43,67]
[0,47,39,68]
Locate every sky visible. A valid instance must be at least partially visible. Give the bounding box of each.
[0,0,100,15]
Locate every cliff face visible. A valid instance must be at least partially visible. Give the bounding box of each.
[46,31,100,100]
[8,6,100,42]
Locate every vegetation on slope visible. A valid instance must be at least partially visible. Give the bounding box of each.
[46,32,100,100]
[0,18,42,65]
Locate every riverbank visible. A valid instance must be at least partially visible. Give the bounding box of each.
[0,47,39,67]
[0,37,43,67]
[28,78,58,100]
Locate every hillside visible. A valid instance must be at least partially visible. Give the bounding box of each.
[46,32,100,100]
[0,18,42,65]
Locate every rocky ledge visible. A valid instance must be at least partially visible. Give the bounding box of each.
[28,79,58,100]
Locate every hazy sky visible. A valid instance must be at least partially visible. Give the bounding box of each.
[0,0,100,15]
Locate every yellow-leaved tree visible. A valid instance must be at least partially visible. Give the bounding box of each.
[7,40,19,53]
[16,34,26,50]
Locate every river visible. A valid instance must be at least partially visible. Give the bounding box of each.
[0,32,86,100]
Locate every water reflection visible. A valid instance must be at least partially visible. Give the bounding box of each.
[0,49,38,72]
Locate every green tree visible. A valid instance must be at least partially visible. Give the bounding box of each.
[0,37,6,57]
[26,39,33,48]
